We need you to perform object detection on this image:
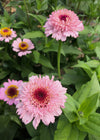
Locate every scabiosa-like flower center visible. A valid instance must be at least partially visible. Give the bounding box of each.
[32,88,50,108]
[0,27,12,37]
[5,85,19,99]
[19,42,29,50]
[59,15,69,22]
[34,88,47,102]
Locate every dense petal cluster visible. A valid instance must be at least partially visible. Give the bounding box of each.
[16,75,67,129]
[0,79,23,105]
[0,27,17,42]
[12,38,35,57]
[44,9,84,41]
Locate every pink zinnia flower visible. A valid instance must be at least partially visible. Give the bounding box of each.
[12,38,35,57]
[16,75,67,129]
[0,27,17,42]
[0,79,23,105]
[44,9,84,41]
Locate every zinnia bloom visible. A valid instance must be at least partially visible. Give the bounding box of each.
[0,27,17,42]
[16,75,67,129]
[44,9,84,41]
[12,38,35,57]
[0,79,23,105]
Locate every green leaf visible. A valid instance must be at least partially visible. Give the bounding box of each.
[10,115,22,127]
[54,115,72,140]
[28,13,46,25]
[54,115,86,140]
[0,115,18,140]
[33,50,40,64]
[86,60,100,68]
[96,65,100,81]
[0,115,10,132]
[95,47,100,59]
[12,21,25,29]
[77,113,100,137]
[36,0,42,10]
[0,47,4,50]
[88,134,100,140]
[23,31,44,39]
[26,122,39,138]
[21,68,32,78]
[43,45,65,56]
[0,71,10,80]
[40,125,53,140]
[73,73,100,104]
[40,0,48,11]
[63,46,82,55]
[73,61,93,78]
[20,57,33,78]
[63,94,79,123]
[16,7,26,22]
[39,54,54,69]
[31,136,40,140]
[95,24,100,34]
[6,1,22,7]
[61,69,88,87]
[78,94,99,124]
[28,72,37,79]
[79,25,93,35]
[36,0,48,11]
[0,51,12,61]
[89,113,100,126]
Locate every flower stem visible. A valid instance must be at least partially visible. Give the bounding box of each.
[57,40,62,79]
[76,0,81,11]
[55,0,58,8]
[23,0,31,29]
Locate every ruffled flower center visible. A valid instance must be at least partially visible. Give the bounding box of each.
[32,88,50,108]
[5,85,19,99]
[59,15,69,22]
[19,42,29,50]
[0,27,12,37]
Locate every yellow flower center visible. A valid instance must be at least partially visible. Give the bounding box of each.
[0,27,12,37]
[5,85,19,99]
[19,42,29,50]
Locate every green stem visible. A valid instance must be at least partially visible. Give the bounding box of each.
[9,0,11,13]
[45,36,48,46]
[55,0,58,8]
[23,0,31,29]
[76,0,81,11]
[57,41,62,79]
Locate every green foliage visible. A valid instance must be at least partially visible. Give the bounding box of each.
[38,54,54,69]
[63,94,79,123]
[28,13,46,26]
[95,47,100,59]
[59,74,100,139]
[23,31,45,39]
[0,115,19,140]
[73,61,93,78]
[77,113,100,137]
[26,122,56,140]
[73,73,100,104]
[54,115,86,140]
[61,68,89,90]
[78,94,99,124]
